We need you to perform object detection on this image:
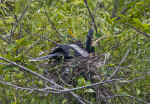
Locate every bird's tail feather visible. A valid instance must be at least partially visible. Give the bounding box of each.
[29,53,65,61]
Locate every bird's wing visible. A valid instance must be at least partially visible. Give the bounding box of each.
[29,52,65,61]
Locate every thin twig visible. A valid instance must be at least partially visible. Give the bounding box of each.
[111,0,119,19]
[0,35,8,43]
[108,42,133,80]
[0,57,86,104]
[0,80,62,94]
[108,33,138,51]
[122,17,150,38]
[9,2,30,43]
[24,29,59,45]
[115,7,129,21]
[100,95,149,104]
[84,0,97,33]
[23,32,53,53]
[0,62,10,65]
[44,8,63,39]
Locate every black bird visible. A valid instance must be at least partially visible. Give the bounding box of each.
[29,28,94,61]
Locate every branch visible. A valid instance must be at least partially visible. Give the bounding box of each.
[84,0,97,33]
[0,35,8,43]
[114,7,129,21]
[111,0,119,19]
[9,2,30,43]
[122,17,150,38]
[108,33,138,51]
[108,42,133,80]
[0,57,86,104]
[60,79,122,91]
[0,79,62,94]
[24,29,59,45]
[100,95,148,104]
[44,8,63,39]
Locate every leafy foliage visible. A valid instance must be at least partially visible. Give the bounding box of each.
[0,0,150,103]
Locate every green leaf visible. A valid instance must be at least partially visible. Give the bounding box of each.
[38,80,43,85]
[106,52,110,59]
[2,65,11,72]
[95,33,102,37]
[106,17,113,24]
[62,99,67,104]
[142,24,149,29]
[137,89,141,95]
[144,29,150,33]
[31,98,35,104]
[112,17,117,22]
[132,18,142,26]
[3,16,15,24]
[6,43,16,51]
[26,65,36,71]
[62,29,68,44]
[72,1,84,6]
[113,51,118,56]
[98,66,104,73]
[78,77,85,86]
[18,40,32,46]
[13,66,19,71]
[115,84,120,92]
[0,20,4,26]
[136,1,144,5]
[84,89,95,93]
[119,91,129,95]
[57,11,65,18]
[116,14,125,18]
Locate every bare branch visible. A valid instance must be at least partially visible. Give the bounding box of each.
[108,42,133,80]
[0,62,10,65]
[24,29,59,45]
[0,57,86,104]
[9,2,30,43]
[111,0,119,19]
[0,80,62,94]
[0,35,8,43]
[84,0,97,33]
[44,8,63,39]
[100,95,149,104]
[108,33,138,51]
[114,7,129,21]
[122,17,150,38]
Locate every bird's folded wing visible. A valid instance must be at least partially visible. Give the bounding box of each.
[29,52,65,61]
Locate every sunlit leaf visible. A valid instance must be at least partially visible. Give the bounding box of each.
[84,89,95,93]
[132,18,142,26]
[116,14,125,18]
[13,66,19,71]
[137,89,141,95]
[68,28,75,38]
[112,17,117,22]
[119,91,129,95]
[136,1,144,5]
[6,43,16,51]
[38,80,43,85]
[62,99,67,104]
[78,77,85,86]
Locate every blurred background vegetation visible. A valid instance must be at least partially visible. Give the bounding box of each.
[0,0,150,103]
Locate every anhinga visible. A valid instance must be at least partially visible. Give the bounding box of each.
[29,28,94,61]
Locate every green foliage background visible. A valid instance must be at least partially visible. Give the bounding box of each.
[0,0,150,103]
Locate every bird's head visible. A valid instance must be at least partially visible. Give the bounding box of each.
[86,28,94,53]
[87,28,93,39]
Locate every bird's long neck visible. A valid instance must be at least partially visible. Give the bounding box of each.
[86,37,92,53]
